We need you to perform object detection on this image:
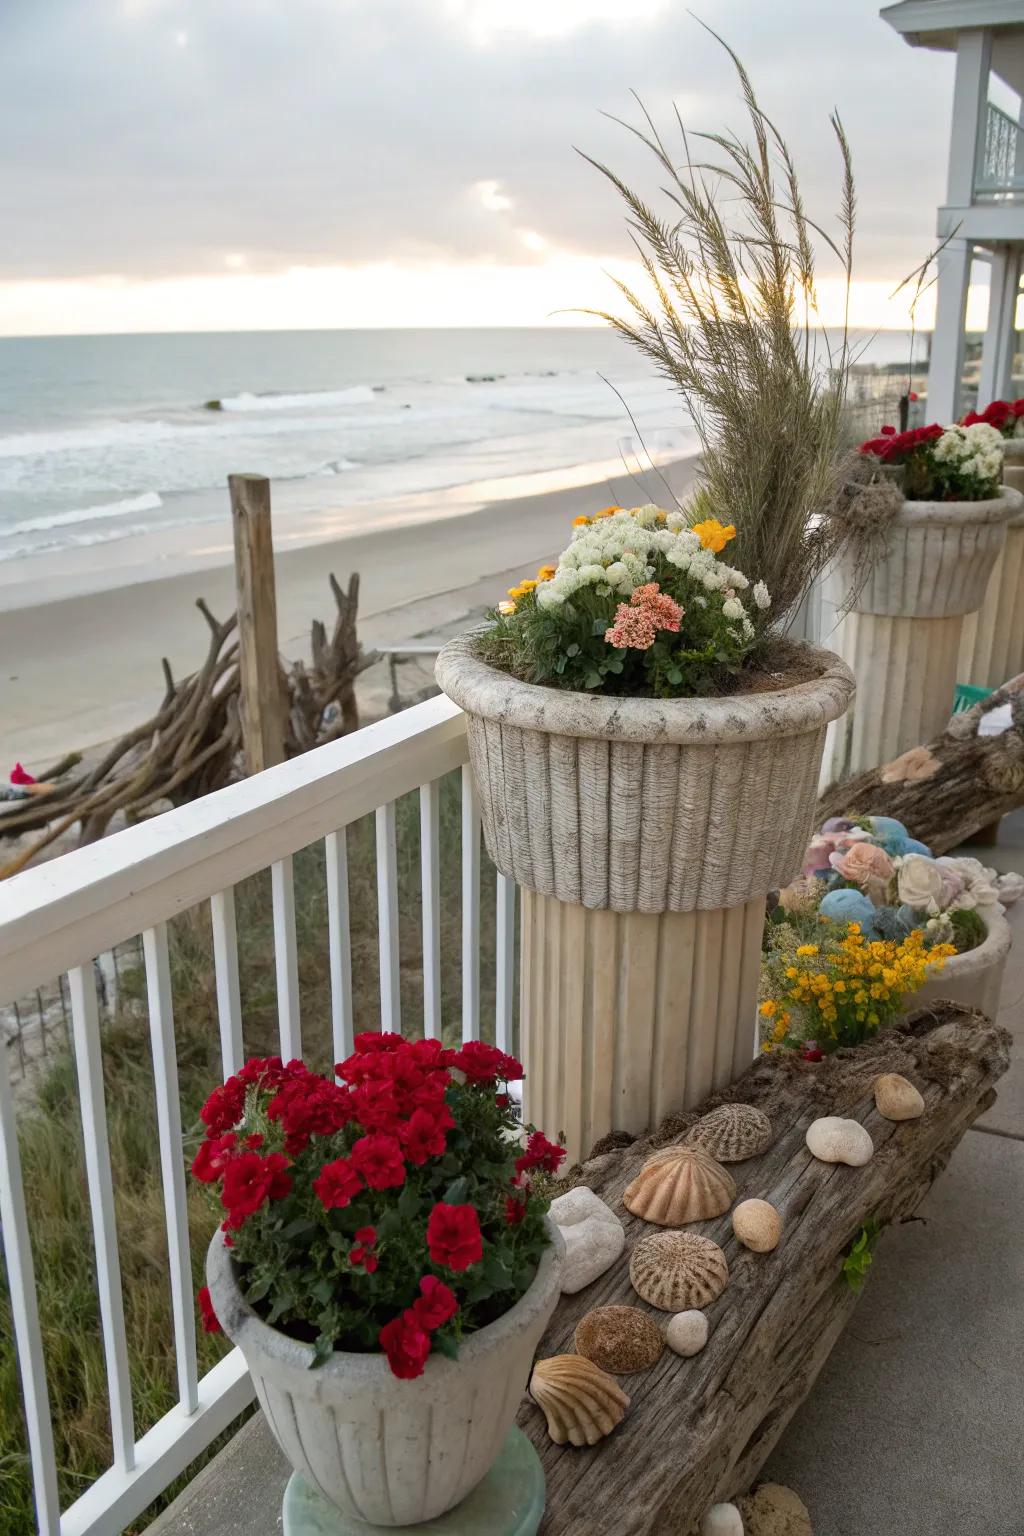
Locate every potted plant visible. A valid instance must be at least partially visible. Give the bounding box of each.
[436,53,860,1160]
[196,1038,565,1528]
[824,421,1022,781]
[958,398,1024,689]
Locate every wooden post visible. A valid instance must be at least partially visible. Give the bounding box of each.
[229,474,285,774]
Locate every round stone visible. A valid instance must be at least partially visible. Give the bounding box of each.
[574,1304,664,1373]
[665,1309,710,1357]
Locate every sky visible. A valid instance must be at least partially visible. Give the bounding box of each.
[0,0,969,335]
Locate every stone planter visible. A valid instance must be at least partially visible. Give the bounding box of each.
[435,636,854,1159]
[958,446,1024,689]
[909,909,1012,1019]
[824,488,1022,782]
[207,1225,563,1528]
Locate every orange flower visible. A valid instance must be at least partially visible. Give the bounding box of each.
[537,565,557,581]
[692,518,736,553]
[572,515,590,527]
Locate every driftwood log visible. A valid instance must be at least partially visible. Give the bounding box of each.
[0,573,376,878]
[817,670,1024,852]
[517,1005,1010,1535]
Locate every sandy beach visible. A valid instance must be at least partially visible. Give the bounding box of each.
[0,456,697,769]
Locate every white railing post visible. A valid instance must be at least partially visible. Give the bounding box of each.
[495,872,516,1055]
[271,857,301,1060]
[461,765,481,1042]
[210,888,244,1077]
[375,803,402,1033]
[325,830,354,1062]
[420,780,442,1040]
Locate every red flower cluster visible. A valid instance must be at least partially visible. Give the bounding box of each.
[379,1275,459,1378]
[426,1203,484,1271]
[859,422,943,464]
[221,1150,291,1230]
[962,397,1024,435]
[199,1056,304,1137]
[197,1285,221,1335]
[349,1226,378,1273]
[515,1131,565,1179]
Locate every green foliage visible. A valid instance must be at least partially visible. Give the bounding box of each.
[949,907,987,955]
[842,1218,883,1292]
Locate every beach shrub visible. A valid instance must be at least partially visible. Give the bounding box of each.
[859,421,1004,500]
[479,503,769,697]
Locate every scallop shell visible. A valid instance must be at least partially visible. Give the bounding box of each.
[623,1145,735,1226]
[528,1354,630,1446]
[574,1305,664,1374]
[686,1103,774,1163]
[629,1230,730,1311]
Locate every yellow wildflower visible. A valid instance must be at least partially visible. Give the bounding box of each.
[537,565,556,581]
[692,518,737,553]
[518,579,537,592]
[497,600,516,616]
[593,505,620,519]
[796,944,819,957]
[759,999,778,1017]
[572,515,590,527]
[507,585,524,599]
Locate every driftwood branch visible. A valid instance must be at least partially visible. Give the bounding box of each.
[518,1005,1010,1535]
[816,670,1024,851]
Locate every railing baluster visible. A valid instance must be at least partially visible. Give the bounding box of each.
[375,803,401,1033]
[461,765,481,1042]
[325,830,354,1062]
[210,889,244,1077]
[495,873,516,1055]
[420,780,442,1040]
[271,857,301,1060]
[68,964,136,1472]
[143,925,199,1415]
[0,1033,61,1534]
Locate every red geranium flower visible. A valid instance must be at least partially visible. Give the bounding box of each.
[505,1194,527,1226]
[402,1105,454,1166]
[412,1275,458,1331]
[379,1313,431,1379]
[426,1203,483,1272]
[350,1133,406,1190]
[221,1151,291,1228]
[313,1156,364,1211]
[451,1041,524,1085]
[199,1077,247,1137]
[350,1078,401,1132]
[514,1130,565,1177]
[197,1285,221,1334]
[191,1131,238,1183]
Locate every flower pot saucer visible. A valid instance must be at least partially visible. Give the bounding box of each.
[282,1426,545,1535]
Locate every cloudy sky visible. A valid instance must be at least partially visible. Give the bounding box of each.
[0,0,965,334]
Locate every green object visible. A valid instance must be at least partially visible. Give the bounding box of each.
[953,682,993,713]
[842,1218,883,1293]
[282,1427,545,1535]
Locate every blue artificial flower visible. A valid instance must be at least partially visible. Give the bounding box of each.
[819,888,878,931]
[866,816,908,840]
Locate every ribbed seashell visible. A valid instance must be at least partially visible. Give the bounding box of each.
[686,1103,774,1163]
[528,1354,630,1446]
[623,1145,735,1226]
[629,1230,730,1311]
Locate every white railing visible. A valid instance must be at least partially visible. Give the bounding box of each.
[0,696,517,1536]
[975,100,1024,198]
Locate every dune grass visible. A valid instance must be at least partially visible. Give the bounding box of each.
[0,769,504,1534]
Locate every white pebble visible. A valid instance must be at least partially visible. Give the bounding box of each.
[666,1309,710,1357]
[549,1187,625,1294]
[805,1116,873,1167]
[700,1502,744,1535]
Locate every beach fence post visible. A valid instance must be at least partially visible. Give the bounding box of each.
[228,473,286,774]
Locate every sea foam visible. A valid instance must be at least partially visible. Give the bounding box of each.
[4,492,163,537]
[217,385,375,412]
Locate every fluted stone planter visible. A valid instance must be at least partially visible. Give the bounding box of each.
[436,635,855,1159]
[909,909,1011,1020]
[207,1226,563,1528]
[824,488,1022,783]
[958,447,1024,689]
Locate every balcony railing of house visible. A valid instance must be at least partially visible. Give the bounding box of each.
[975,100,1024,198]
[0,695,520,1536]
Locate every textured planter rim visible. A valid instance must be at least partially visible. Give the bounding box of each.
[890,485,1023,528]
[928,907,1012,984]
[435,633,855,746]
[207,1218,564,1388]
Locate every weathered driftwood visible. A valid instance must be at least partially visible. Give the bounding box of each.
[817,669,1024,852]
[0,574,376,877]
[517,1005,1010,1535]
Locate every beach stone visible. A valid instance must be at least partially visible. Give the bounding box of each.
[805,1116,873,1167]
[549,1186,625,1294]
[873,1072,925,1122]
[736,1482,812,1536]
[665,1309,709,1357]
[574,1305,664,1374]
[731,1199,782,1253]
[699,1503,744,1536]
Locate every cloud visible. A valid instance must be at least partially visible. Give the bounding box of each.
[0,0,954,290]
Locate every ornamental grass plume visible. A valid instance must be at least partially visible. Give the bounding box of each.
[582,28,860,623]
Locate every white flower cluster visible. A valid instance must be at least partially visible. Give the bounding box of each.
[534,505,767,642]
[930,421,1004,485]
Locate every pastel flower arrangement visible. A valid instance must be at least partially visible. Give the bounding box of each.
[482,504,771,698]
[859,421,1005,501]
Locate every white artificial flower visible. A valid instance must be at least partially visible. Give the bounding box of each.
[896,853,949,915]
[693,594,708,608]
[741,615,755,639]
[753,580,771,611]
[701,567,727,591]
[628,504,660,527]
[666,511,686,532]
[577,563,607,586]
[604,561,633,593]
[722,596,744,620]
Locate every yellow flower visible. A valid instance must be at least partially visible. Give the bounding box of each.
[759,999,778,1017]
[796,944,819,957]
[594,505,620,519]
[572,515,590,527]
[497,600,516,616]
[537,565,556,581]
[518,579,537,592]
[692,518,737,553]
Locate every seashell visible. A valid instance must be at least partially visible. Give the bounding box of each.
[805,1116,873,1167]
[629,1230,729,1311]
[549,1186,625,1294]
[700,1503,744,1535]
[574,1305,664,1374]
[665,1309,709,1357]
[731,1198,782,1253]
[737,1482,812,1536]
[686,1103,774,1163]
[528,1354,629,1446]
[623,1145,735,1226]
[873,1072,925,1122]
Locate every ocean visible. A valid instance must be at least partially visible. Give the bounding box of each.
[0,327,920,568]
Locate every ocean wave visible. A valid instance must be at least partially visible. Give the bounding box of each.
[214,385,376,412]
[0,520,166,562]
[3,491,163,537]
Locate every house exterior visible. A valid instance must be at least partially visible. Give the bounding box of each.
[882,0,1024,417]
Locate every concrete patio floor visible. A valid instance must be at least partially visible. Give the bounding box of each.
[147,818,1024,1536]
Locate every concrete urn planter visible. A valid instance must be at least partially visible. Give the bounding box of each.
[824,487,1022,783]
[909,909,1012,1020]
[436,635,855,1159]
[959,446,1024,689]
[206,1226,563,1528]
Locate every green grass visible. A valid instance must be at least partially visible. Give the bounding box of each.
[0,770,506,1534]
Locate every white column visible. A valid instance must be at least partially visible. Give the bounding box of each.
[946,29,992,205]
[978,245,1021,406]
[928,238,973,424]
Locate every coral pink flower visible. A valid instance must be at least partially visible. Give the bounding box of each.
[605,582,683,651]
[828,841,894,891]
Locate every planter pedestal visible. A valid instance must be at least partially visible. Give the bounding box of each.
[521,893,763,1162]
[958,470,1024,689]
